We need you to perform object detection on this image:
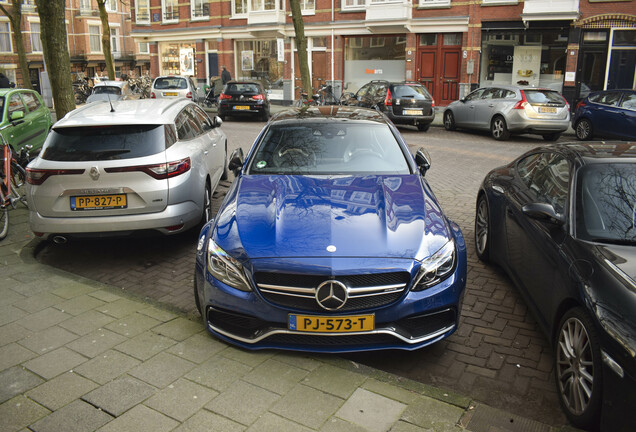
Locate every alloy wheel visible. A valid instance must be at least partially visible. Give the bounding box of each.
[575,119,592,141]
[475,197,489,259]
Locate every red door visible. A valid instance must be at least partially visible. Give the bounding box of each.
[417,34,461,106]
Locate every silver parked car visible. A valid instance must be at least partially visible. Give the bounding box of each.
[86,80,135,104]
[26,99,227,241]
[443,85,570,141]
[150,75,201,104]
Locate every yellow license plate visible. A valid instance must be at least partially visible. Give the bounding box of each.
[540,107,557,113]
[71,194,127,210]
[289,314,375,333]
[404,109,422,115]
[234,106,250,110]
[163,92,178,96]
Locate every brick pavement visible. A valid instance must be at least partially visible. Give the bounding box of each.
[33,113,573,428]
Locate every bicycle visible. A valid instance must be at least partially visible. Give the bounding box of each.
[295,86,317,107]
[1,126,29,240]
[316,83,340,106]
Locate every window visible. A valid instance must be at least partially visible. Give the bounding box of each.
[233,0,248,16]
[80,0,92,12]
[525,153,570,214]
[110,28,119,53]
[139,42,149,54]
[620,93,636,110]
[419,0,451,7]
[89,25,101,53]
[301,0,315,11]
[21,92,41,112]
[251,0,277,12]
[8,94,26,116]
[105,0,117,12]
[443,33,462,46]
[191,0,209,19]
[419,34,437,46]
[342,0,365,8]
[0,21,12,53]
[136,0,150,24]
[370,37,385,48]
[30,22,42,53]
[162,0,179,23]
[464,88,485,102]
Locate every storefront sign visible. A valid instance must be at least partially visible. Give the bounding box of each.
[277,39,285,62]
[180,48,194,75]
[365,68,383,75]
[242,50,254,71]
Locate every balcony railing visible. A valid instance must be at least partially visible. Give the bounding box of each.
[247,9,286,25]
[192,4,210,19]
[366,1,412,22]
[522,0,579,20]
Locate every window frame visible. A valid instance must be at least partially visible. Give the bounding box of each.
[0,20,12,54]
[341,0,365,11]
[418,0,451,8]
[89,24,102,53]
[191,0,209,21]
[29,21,42,54]
[162,0,179,24]
[136,0,151,24]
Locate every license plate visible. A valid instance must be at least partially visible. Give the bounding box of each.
[71,194,127,211]
[289,314,375,333]
[233,106,250,110]
[539,107,557,113]
[163,92,178,96]
[404,109,422,115]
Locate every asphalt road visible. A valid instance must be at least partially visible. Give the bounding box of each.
[35,115,572,428]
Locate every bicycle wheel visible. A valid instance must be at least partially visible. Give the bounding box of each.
[0,206,8,240]
[10,162,26,205]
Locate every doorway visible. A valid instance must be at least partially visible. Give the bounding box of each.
[416,33,461,106]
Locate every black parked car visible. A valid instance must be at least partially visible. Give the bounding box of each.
[572,89,636,141]
[218,80,271,121]
[345,80,435,131]
[475,142,636,432]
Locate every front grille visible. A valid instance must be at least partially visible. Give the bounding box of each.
[400,309,456,337]
[266,333,399,347]
[254,271,411,312]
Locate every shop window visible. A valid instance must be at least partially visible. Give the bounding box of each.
[345,36,406,60]
[236,39,284,89]
[160,43,197,76]
[443,33,461,46]
[419,34,437,46]
[349,38,363,48]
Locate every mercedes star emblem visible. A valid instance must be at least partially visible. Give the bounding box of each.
[315,280,348,310]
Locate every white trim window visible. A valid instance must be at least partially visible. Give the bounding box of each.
[419,0,451,7]
[110,27,120,54]
[301,0,315,12]
[232,0,248,17]
[30,21,42,53]
[191,0,209,20]
[0,21,12,53]
[251,0,277,12]
[22,0,36,9]
[139,42,149,54]
[481,0,518,4]
[79,0,92,13]
[136,0,150,24]
[342,0,365,10]
[162,0,179,24]
[89,24,102,53]
[105,0,117,12]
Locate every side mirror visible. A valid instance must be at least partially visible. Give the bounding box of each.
[228,148,244,177]
[214,116,223,128]
[10,110,24,122]
[415,147,431,176]
[522,202,565,225]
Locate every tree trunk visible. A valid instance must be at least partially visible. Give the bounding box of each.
[289,0,312,102]
[96,0,115,80]
[0,0,33,90]
[35,0,75,119]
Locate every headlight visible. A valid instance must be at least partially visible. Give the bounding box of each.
[207,240,252,292]
[412,240,456,291]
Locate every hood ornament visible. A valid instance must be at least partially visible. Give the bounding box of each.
[89,166,100,181]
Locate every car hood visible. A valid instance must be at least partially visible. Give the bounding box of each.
[214,175,451,260]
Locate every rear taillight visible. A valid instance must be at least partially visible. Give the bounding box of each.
[104,158,191,180]
[513,90,529,109]
[219,93,231,100]
[252,94,265,101]
[150,92,156,99]
[384,89,393,106]
[562,95,570,110]
[431,99,436,107]
[575,100,586,111]
[186,91,192,99]
[26,168,85,185]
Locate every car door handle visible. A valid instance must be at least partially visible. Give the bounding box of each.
[488,104,494,108]
[204,151,209,155]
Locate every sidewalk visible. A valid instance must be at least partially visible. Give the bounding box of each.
[1,210,577,431]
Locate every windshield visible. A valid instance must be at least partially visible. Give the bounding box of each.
[576,163,636,244]
[154,77,187,90]
[525,90,565,105]
[41,125,166,161]
[247,122,410,175]
[93,86,122,95]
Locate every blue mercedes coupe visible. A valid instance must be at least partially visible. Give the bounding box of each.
[194,106,466,352]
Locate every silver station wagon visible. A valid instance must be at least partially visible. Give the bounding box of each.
[443,85,570,141]
[26,99,227,242]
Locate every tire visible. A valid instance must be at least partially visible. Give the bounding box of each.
[491,116,510,141]
[542,133,561,142]
[261,110,270,122]
[444,111,456,131]
[193,270,202,316]
[417,122,430,132]
[201,181,213,225]
[575,118,593,141]
[474,194,490,262]
[220,143,229,181]
[554,307,602,429]
[0,206,8,241]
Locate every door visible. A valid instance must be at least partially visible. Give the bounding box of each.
[416,33,461,106]
[453,88,485,128]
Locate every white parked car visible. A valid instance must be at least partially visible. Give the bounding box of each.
[26,99,227,242]
[150,75,201,104]
[86,80,135,104]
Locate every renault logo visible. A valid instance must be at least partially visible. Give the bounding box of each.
[89,166,100,181]
[315,280,348,310]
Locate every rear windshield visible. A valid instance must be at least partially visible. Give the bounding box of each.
[392,85,431,100]
[224,83,261,94]
[93,86,122,95]
[41,125,166,161]
[524,90,565,105]
[154,77,187,90]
